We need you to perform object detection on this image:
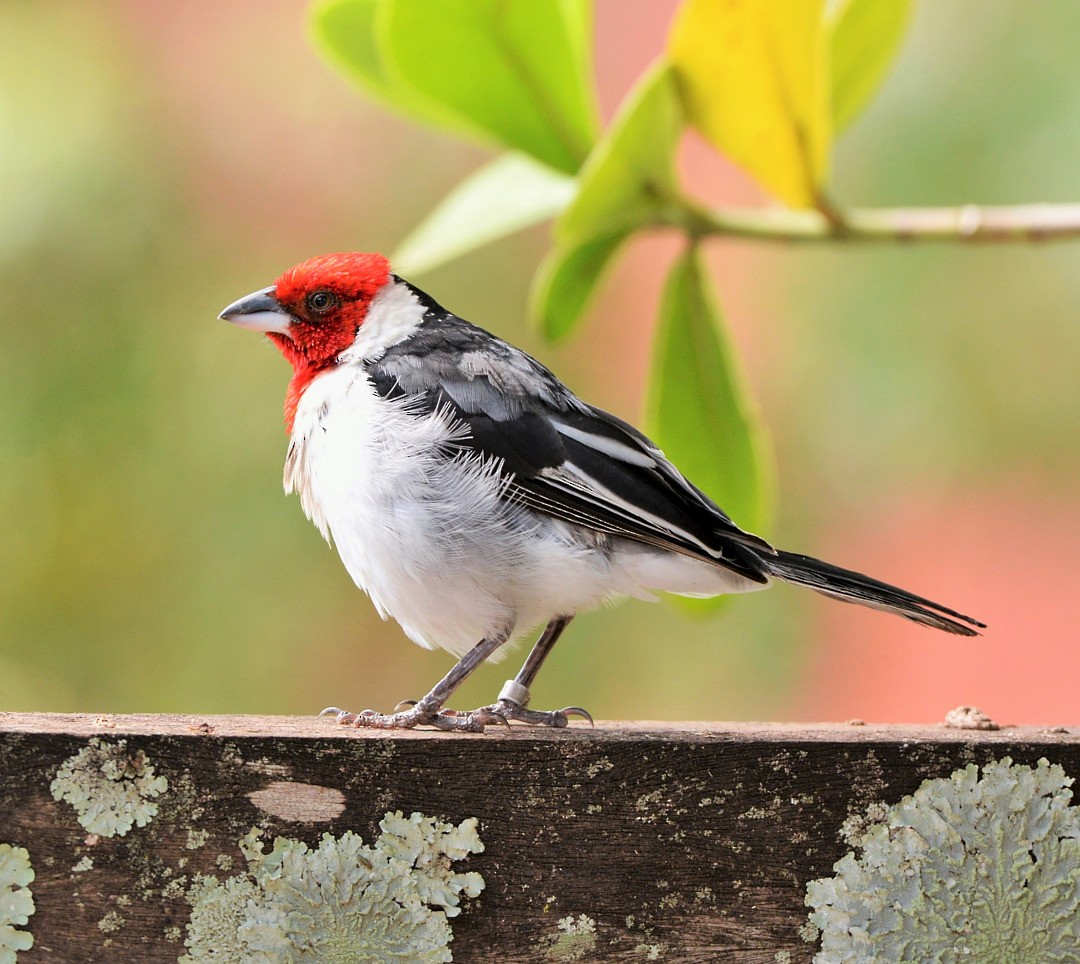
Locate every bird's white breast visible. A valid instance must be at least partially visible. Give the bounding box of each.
[284,365,629,657]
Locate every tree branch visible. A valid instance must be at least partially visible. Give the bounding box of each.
[678,201,1080,243]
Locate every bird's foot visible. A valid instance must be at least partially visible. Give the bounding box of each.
[485,700,594,728]
[319,704,506,733]
[478,680,594,728]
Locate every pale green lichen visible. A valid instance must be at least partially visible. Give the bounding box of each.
[163,876,189,900]
[546,914,597,961]
[0,844,35,961]
[50,738,168,837]
[805,757,1080,962]
[98,911,124,934]
[182,812,485,963]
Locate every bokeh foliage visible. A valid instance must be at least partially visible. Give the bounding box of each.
[3,1,1079,723]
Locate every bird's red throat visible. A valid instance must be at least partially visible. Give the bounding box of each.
[267,334,343,433]
[268,252,392,432]
[277,349,325,433]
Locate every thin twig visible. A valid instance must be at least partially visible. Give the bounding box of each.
[676,202,1080,244]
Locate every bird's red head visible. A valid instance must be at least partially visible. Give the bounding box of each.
[220,251,392,430]
[270,251,391,365]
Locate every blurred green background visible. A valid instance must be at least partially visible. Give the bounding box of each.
[2,1,1078,724]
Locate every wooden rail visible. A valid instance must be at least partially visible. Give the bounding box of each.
[1,713,1078,962]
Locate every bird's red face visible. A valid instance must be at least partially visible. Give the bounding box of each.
[219,252,392,371]
[220,252,392,430]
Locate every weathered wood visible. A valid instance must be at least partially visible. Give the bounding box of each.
[1,713,1078,962]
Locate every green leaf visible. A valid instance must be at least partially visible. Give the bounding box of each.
[645,247,773,613]
[310,0,393,100]
[392,153,576,276]
[379,0,600,173]
[529,63,683,340]
[529,232,626,341]
[828,0,912,131]
[309,0,447,125]
[558,61,683,243]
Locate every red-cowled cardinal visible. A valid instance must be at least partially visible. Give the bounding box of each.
[220,252,983,731]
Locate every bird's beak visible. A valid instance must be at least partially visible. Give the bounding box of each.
[218,286,293,338]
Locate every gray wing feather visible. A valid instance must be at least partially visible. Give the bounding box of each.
[367,308,773,581]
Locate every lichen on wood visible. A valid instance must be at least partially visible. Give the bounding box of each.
[0,843,34,962]
[805,757,1080,962]
[49,737,167,837]
[4,713,1080,961]
[545,913,597,961]
[182,813,484,962]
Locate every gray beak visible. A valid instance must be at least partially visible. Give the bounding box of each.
[218,286,293,337]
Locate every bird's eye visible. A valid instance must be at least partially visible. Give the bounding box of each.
[306,290,337,314]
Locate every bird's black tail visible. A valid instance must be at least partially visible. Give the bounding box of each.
[763,550,985,636]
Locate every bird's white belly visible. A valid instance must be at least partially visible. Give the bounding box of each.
[284,366,623,657]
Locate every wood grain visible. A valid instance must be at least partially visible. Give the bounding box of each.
[2,713,1078,962]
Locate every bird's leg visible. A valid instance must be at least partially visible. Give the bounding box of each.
[322,630,511,732]
[513,616,573,695]
[484,616,593,728]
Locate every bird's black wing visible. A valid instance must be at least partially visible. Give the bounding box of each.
[367,295,773,583]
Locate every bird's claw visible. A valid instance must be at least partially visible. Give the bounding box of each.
[559,705,595,726]
[318,706,378,726]
[482,699,594,729]
[461,707,511,731]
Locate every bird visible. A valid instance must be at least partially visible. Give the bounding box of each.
[220,251,984,732]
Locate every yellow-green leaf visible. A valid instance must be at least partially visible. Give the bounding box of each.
[392,153,576,276]
[644,248,773,611]
[558,62,683,243]
[379,0,600,174]
[310,0,450,127]
[530,64,683,340]
[668,0,830,208]
[529,232,626,341]
[828,0,912,132]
